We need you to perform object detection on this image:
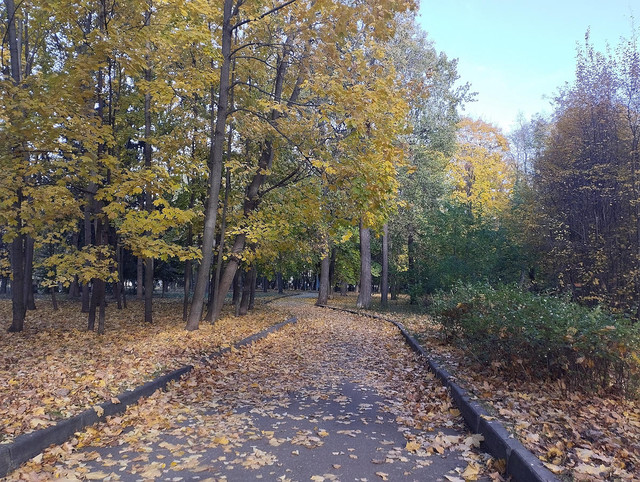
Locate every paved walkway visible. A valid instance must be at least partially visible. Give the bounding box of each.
[8,300,494,481]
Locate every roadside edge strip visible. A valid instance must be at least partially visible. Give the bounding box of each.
[319,304,557,482]
[0,316,298,478]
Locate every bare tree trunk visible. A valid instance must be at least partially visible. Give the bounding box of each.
[137,256,143,300]
[183,258,192,321]
[277,272,284,293]
[88,214,107,332]
[231,268,241,309]
[316,235,331,306]
[144,258,153,322]
[186,0,234,330]
[238,267,253,316]
[408,231,416,304]
[381,223,389,308]
[8,233,26,332]
[356,221,372,309]
[82,194,93,312]
[183,191,195,321]
[143,13,153,324]
[50,287,58,311]
[24,235,35,310]
[206,168,231,322]
[249,269,257,311]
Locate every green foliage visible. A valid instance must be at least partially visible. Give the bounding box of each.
[429,283,640,396]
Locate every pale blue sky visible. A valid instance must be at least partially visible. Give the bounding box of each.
[418,0,637,133]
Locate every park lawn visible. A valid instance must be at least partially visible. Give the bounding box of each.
[327,292,640,481]
[0,296,290,445]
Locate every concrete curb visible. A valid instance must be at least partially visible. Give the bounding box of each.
[319,305,557,482]
[0,316,297,478]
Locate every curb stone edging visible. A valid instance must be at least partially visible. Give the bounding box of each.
[319,305,557,482]
[0,316,297,478]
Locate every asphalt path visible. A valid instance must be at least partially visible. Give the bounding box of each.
[7,298,495,481]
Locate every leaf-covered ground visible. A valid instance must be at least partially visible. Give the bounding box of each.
[327,294,640,480]
[7,298,501,481]
[0,297,288,445]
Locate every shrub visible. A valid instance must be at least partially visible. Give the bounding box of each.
[428,283,640,396]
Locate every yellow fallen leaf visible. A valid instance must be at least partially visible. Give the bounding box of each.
[461,462,481,480]
[93,405,104,417]
[574,463,604,475]
[543,462,565,474]
[85,471,110,480]
[318,430,329,437]
[213,436,229,445]
[405,440,421,453]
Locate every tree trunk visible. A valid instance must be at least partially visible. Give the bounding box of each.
[50,287,58,311]
[82,195,93,312]
[408,231,416,304]
[381,223,389,308]
[238,268,252,316]
[277,272,284,293]
[249,268,257,311]
[143,20,154,324]
[356,221,372,309]
[316,242,331,306]
[24,235,35,310]
[137,256,143,300]
[183,258,192,321]
[186,0,233,330]
[69,231,80,298]
[88,215,107,331]
[97,283,106,335]
[8,234,26,332]
[182,191,195,321]
[144,258,153,322]
[113,245,122,310]
[232,268,241,308]
[206,168,231,322]
[5,0,26,332]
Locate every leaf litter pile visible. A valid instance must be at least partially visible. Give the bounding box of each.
[326,294,640,481]
[0,298,288,445]
[7,300,501,481]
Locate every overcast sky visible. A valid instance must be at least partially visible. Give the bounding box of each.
[417,0,637,133]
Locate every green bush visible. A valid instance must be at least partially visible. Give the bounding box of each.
[428,283,640,396]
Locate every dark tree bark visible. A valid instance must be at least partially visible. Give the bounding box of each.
[88,214,107,333]
[144,258,153,322]
[316,243,331,306]
[136,257,143,300]
[232,269,241,308]
[381,223,389,308]
[407,231,416,304]
[206,168,232,322]
[356,221,372,309]
[143,14,154,324]
[24,235,35,310]
[238,266,255,316]
[186,0,233,330]
[50,287,58,311]
[249,269,257,311]
[209,35,302,322]
[183,257,192,321]
[82,195,93,313]
[277,272,284,293]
